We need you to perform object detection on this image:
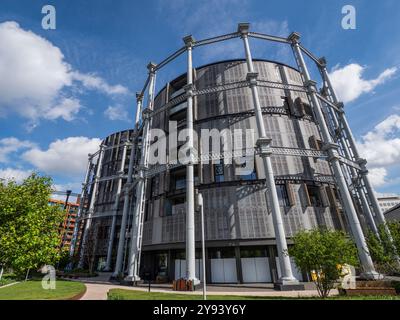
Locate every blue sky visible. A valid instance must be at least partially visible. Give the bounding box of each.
[0,0,399,195]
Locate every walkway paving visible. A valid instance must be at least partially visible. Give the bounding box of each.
[75,274,337,300]
[0,281,20,289]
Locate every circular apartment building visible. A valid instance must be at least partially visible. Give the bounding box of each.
[75,24,384,285]
[77,59,347,283]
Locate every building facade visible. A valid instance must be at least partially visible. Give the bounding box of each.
[378,196,400,213]
[49,198,80,251]
[74,24,386,285]
[384,204,400,222]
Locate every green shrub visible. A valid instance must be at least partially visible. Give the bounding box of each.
[288,228,359,298]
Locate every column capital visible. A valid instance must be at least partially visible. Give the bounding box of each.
[322,142,339,152]
[318,57,327,68]
[183,35,196,48]
[147,62,157,73]
[136,92,144,102]
[356,158,368,167]
[256,137,272,156]
[246,72,258,85]
[336,102,344,109]
[183,83,195,96]
[237,22,250,36]
[142,108,153,120]
[305,79,318,89]
[358,164,369,176]
[288,32,301,43]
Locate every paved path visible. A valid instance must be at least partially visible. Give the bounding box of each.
[78,282,337,300]
[0,281,20,289]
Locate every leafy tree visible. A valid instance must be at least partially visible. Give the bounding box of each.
[0,174,65,276]
[366,222,400,275]
[288,228,359,298]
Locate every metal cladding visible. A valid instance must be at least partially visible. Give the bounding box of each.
[74,23,387,283]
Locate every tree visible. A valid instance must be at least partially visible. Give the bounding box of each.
[81,222,98,274]
[288,228,359,298]
[366,222,400,275]
[0,174,64,276]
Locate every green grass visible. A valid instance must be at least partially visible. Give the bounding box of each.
[0,279,86,300]
[107,289,400,300]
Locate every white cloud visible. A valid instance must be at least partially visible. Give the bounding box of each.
[0,21,128,124]
[329,63,397,103]
[367,167,388,188]
[0,168,32,183]
[71,71,129,95]
[23,136,102,177]
[357,114,400,188]
[44,97,82,121]
[0,21,72,120]
[358,114,400,167]
[0,137,35,163]
[104,105,129,121]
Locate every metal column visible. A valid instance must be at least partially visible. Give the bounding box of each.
[289,32,380,279]
[69,156,92,259]
[104,142,128,271]
[112,93,143,277]
[318,59,379,236]
[238,23,298,285]
[78,144,105,268]
[125,63,157,281]
[183,35,198,284]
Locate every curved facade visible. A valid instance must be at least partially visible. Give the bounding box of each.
[78,60,350,283]
[140,59,344,283]
[75,23,385,284]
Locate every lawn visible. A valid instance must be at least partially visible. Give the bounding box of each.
[0,279,86,300]
[107,289,400,300]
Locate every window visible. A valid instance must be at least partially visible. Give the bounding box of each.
[235,157,256,181]
[175,177,186,190]
[165,196,185,216]
[240,247,268,258]
[208,247,235,259]
[306,185,322,207]
[276,184,290,207]
[151,176,159,197]
[164,199,172,216]
[170,169,186,191]
[281,96,289,110]
[309,135,323,150]
[214,160,225,182]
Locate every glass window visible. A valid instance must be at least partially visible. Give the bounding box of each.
[175,177,186,190]
[240,247,268,258]
[208,247,236,259]
[276,184,290,207]
[164,199,172,216]
[307,185,322,207]
[214,160,224,182]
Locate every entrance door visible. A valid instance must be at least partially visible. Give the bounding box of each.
[241,257,271,283]
[210,258,237,283]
